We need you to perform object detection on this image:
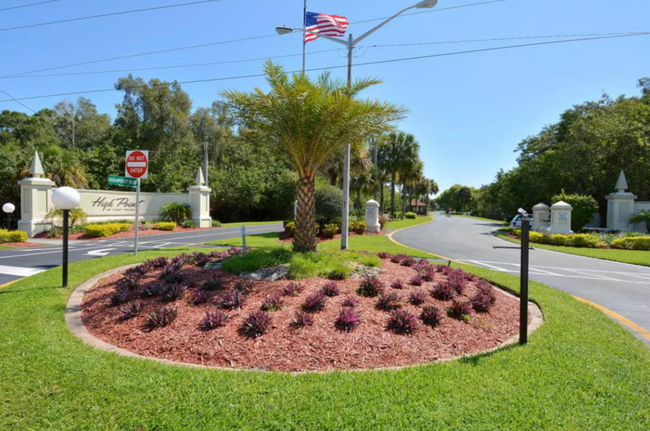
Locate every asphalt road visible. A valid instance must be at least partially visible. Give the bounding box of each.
[394,214,650,346]
[0,224,284,286]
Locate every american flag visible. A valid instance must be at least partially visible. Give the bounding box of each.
[304,11,349,43]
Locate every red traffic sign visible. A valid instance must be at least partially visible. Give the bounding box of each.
[125,150,149,179]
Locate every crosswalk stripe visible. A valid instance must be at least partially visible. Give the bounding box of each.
[0,265,46,277]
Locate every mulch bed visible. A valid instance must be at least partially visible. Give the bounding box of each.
[0,242,43,248]
[81,256,521,372]
[37,226,215,241]
[279,231,385,243]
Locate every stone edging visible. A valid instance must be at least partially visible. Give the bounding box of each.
[65,264,544,374]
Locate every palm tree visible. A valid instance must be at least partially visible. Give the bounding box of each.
[629,210,650,232]
[379,132,420,217]
[222,62,405,252]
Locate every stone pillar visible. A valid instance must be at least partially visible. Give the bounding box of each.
[365,199,380,233]
[532,203,550,232]
[188,168,212,228]
[605,170,638,231]
[549,200,573,234]
[18,152,56,237]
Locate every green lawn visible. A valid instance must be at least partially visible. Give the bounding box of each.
[1,250,649,429]
[454,214,508,224]
[385,215,433,230]
[495,233,650,267]
[219,220,283,227]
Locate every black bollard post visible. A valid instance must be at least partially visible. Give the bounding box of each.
[62,209,69,288]
[520,217,530,345]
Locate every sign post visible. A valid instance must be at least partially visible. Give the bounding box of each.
[241,225,247,255]
[125,150,149,256]
[519,217,530,345]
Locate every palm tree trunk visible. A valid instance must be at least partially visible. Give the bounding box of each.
[294,170,317,253]
[380,182,385,213]
[390,172,396,217]
[356,188,362,218]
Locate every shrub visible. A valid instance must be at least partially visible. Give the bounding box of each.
[377,292,401,311]
[140,282,164,298]
[357,276,385,297]
[390,279,404,290]
[159,202,192,224]
[377,252,391,260]
[431,281,456,301]
[629,209,650,232]
[84,223,130,238]
[199,311,229,331]
[183,221,198,229]
[408,290,428,306]
[335,307,361,332]
[409,275,423,286]
[321,281,340,297]
[192,252,210,267]
[327,269,348,280]
[233,279,256,295]
[386,310,419,334]
[350,221,367,235]
[212,220,222,228]
[154,222,177,231]
[44,207,88,228]
[150,257,169,269]
[302,291,327,313]
[447,272,468,295]
[378,214,388,230]
[188,290,212,306]
[321,223,339,239]
[143,306,177,331]
[172,253,195,265]
[401,256,417,267]
[290,311,314,329]
[283,282,304,297]
[110,287,134,307]
[420,305,444,327]
[341,296,358,308]
[116,274,140,291]
[390,254,407,264]
[118,301,142,321]
[217,290,246,310]
[0,230,28,243]
[261,295,284,312]
[199,278,225,291]
[447,300,472,321]
[315,184,344,224]
[471,290,496,313]
[475,279,494,293]
[239,311,272,338]
[162,272,184,285]
[283,221,296,238]
[551,190,599,232]
[404,212,417,219]
[611,237,650,251]
[159,284,185,302]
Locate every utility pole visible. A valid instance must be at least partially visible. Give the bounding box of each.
[302,0,307,72]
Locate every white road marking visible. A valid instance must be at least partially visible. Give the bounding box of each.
[0,265,45,277]
[563,268,624,282]
[87,248,117,257]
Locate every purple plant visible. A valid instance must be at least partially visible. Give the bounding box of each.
[116,275,140,291]
[341,296,358,308]
[376,292,402,311]
[282,282,303,297]
[390,279,405,290]
[475,279,493,293]
[447,300,473,321]
[386,310,419,334]
[217,290,246,310]
[199,278,225,291]
[290,311,314,329]
[233,279,256,295]
[149,257,169,269]
[471,290,497,313]
[377,252,392,260]
[420,305,445,327]
[431,281,457,301]
[433,264,447,273]
[408,290,428,306]
[321,281,340,297]
[409,274,423,286]
[228,247,243,256]
[118,301,142,321]
[357,276,385,297]
[400,256,417,267]
[188,289,212,306]
[192,252,210,268]
[159,261,183,281]
[110,287,134,307]
[261,295,284,312]
[199,311,229,331]
[140,282,164,298]
[124,265,147,280]
[172,253,194,266]
[302,291,327,313]
[239,311,272,338]
[208,250,229,259]
[143,306,177,331]
[447,273,468,295]
[390,254,407,264]
[159,284,186,302]
[335,307,361,332]
[419,265,435,282]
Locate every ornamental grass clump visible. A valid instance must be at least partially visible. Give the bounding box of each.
[234,280,256,295]
[376,292,402,311]
[118,301,142,321]
[116,275,140,292]
[239,311,272,338]
[409,274,423,286]
[143,306,177,331]
[471,289,497,313]
[447,273,468,295]
[377,252,391,260]
[390,254,407,264]
[159,261,183,281]
[199,278,225,291]
[447,300,472,322]
[261,295,284,312]
[420,305,444,327]
[187,289,212,306]
[140,282,164,298]
[199,311,229,331]
[431,281,456,301]
[302,291,327,313]
[110,287,135,307]
[172,253,194,266]
[124,265,147,280]
[390,279,404,290]
[217,290,246,310]
[400,256,417,268]
[341,296,358,308]
[335,307,361,332]
[357,276,385,297]
[408,290,428,306]
[290,311,314,329]
[321,281,340,297]
[282,282,303,297]
[159,284,186,302]
[386,310,419,335]
[150,257,169,269]
[192,252,210,268]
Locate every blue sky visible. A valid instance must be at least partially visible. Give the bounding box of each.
[1,0,649,194]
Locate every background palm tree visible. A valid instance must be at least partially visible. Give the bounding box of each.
[222,62,405,252]
[379,131,420,217]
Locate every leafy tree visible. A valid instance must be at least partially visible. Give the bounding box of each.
[551,190,599,232]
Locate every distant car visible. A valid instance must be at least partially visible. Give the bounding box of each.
[509,214,534,228]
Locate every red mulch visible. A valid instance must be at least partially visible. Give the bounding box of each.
[81,259,521,372]
[37,226,216,241]
[1,242,42,248]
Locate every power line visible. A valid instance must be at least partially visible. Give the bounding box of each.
[0,88,37,113]
[2,32,648,104]
[0,0,63,12]
[0,0,228,32]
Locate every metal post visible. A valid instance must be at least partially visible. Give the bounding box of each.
[374,142,379,201]
[341,34,353,250]
[134,178,140,256]
[520,217,530,345]
[302,0,307,72]
[203,142,209,187]
[62,209,69,287]
[241,225,247,255]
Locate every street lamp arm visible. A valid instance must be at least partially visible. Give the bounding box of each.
[352,5,416,45]
[285,27,349,46]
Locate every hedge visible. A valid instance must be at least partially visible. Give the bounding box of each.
[84,223,131,238]
[404,212,417,219]
[611,237,650,251]
[513,230,599,248]
[154,222,177,231]
[0,230,28,243]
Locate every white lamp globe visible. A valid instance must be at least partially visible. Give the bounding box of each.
[2,203,15,214]
[52,187,81,210]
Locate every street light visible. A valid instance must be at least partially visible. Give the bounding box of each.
[52,187,81,288]
[2,203,15,230]
[275,0,438,249]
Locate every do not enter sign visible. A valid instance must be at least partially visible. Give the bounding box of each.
[125,150,149,179]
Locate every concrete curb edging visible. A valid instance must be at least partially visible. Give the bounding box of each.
[66,264,544,374]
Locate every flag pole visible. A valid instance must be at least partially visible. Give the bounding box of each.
[302,0,307,72]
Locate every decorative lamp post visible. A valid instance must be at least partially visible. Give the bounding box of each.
[2,203,15,230]
[52,187,81,287]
